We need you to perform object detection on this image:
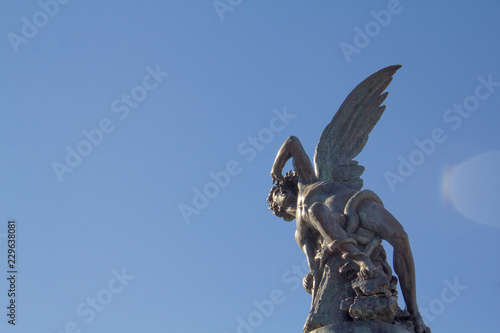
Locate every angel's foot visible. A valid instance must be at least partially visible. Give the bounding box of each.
[339,260,357,274]
[320,238,358,268]
[357,260,376,280]
[412,312,431,333]
[341,251,376,279]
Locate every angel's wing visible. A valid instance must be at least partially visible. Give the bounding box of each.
[313,65,401,190]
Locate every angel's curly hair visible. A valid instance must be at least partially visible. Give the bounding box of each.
[267,171,299,220]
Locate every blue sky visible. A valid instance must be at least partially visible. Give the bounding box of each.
[0,1,499,332]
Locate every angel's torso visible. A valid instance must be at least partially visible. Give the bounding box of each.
[296,180,357,219]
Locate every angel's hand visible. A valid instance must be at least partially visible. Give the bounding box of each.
[302,271,314,294]
[271,170,284,184]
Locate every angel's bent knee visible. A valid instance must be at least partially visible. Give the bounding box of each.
[308,202,328,219]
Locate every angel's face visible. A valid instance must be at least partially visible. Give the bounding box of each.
[273,186,296,212]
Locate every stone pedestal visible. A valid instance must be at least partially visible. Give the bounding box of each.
[303,252,355,332]
[303,241,413,333]
[310,321,411,333]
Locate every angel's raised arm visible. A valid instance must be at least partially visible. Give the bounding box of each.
[271,136,318,185]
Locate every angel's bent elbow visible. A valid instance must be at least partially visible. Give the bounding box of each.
[287,135,300,146]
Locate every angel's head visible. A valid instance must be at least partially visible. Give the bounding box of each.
[267,171,299,222]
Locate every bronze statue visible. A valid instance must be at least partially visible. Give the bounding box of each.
[267,65,430,333]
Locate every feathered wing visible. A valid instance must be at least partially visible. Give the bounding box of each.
[313,65,401,189]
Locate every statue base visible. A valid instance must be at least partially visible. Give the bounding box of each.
[310,321,411,333]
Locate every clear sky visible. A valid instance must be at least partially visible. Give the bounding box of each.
[0,1,499,332]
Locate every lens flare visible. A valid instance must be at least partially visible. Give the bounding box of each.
[441,165,454,206]
[444,151,500,228]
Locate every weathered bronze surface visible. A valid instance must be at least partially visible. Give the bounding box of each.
[267,66,430,333]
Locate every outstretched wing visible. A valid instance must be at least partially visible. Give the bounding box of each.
[313,65,401,189]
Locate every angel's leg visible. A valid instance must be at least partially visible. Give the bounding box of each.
[307,202,376,278]
[358,201,430,332]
